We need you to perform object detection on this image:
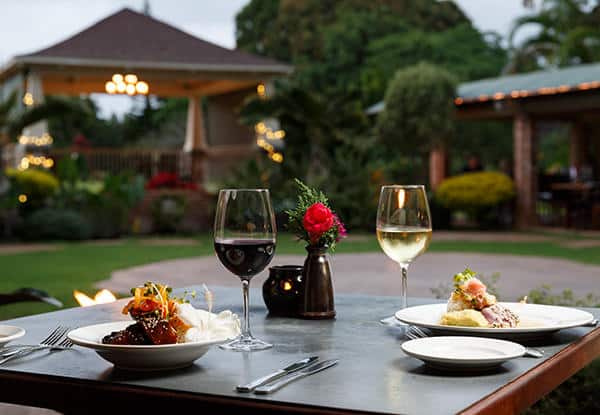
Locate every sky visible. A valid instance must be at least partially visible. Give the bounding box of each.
[0,0,538,117]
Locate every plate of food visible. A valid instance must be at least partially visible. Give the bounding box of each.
[395,269,595,339]
[402,336,525,371]
[0,325,26,347]
[68,282,240,370]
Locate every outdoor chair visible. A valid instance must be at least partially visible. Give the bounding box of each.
[0,288,62,307]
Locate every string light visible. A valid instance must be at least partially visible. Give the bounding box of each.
[18,194,27,203]
[18,133,53,146]
[257,83,266,98]
[19,154,54,170]
[255,120,286,163]
[22,92,34,106]
[105,73,149,95]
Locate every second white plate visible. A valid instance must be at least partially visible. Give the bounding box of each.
[402,336,525,370]
[395,302,594,339]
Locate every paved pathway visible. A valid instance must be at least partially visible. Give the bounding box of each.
[103,251,600,301]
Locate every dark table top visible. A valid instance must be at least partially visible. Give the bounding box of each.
[1,286,599,415]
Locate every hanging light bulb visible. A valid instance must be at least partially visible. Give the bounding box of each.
[105,81,117,94]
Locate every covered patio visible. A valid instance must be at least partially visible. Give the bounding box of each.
[454,63,600,228]
[0,8,291,184]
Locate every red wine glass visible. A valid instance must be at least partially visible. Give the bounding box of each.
[214,189,276,351]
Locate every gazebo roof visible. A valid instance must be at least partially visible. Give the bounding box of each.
[0,8,291,80]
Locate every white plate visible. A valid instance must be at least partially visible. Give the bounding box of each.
[68,321,231,371]
[402,336,525,370]
[395,302,595,339]
[0,325,26,347]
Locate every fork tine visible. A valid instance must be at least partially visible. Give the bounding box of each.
[43,326,69,346]
[39,327,62,344]
[411,326,428,338]
[58,338,73,348]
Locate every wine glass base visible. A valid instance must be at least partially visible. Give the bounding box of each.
[219,335,272,352]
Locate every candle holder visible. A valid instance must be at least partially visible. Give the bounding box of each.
[262,265,304,316]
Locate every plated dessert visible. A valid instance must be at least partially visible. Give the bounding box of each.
[102,282,239,345]
[441,269,520,328]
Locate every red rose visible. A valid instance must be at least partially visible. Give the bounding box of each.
[303,203,334,243]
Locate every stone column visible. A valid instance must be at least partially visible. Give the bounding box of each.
[513,113,537,228]
[429,146,447,190]
[183,96,207,184]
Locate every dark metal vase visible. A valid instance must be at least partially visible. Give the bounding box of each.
[300,246,336,319]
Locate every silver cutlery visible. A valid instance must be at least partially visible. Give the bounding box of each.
[404,325,544,359]
[0,326,73,365]
[236,356,319,392]
[254,359,339,394]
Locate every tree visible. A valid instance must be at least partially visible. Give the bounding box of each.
[0,92,91,143]
[507,0,600,73]
[376,62,457,155]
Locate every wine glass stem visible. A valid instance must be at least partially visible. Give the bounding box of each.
[241,279,252,339]
[400,263,409,309]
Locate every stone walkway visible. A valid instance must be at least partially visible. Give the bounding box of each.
[103,251,600,301]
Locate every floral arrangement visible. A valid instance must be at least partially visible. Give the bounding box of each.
[146,172,197,190]
[286,179,346,250]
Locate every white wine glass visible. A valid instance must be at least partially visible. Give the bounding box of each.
[214,189,276,351]
[376,185,432,325]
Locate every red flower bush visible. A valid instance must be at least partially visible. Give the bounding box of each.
[303,203,334,243]
[146,172,197,190]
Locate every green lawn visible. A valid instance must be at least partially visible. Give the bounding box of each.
[1,233,600,320]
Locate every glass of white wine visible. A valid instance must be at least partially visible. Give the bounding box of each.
[376,185,432,324]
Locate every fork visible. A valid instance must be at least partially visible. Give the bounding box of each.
[404,325,544,358]
[0,326,73,365]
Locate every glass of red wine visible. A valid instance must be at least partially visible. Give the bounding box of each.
[214,189,276,351]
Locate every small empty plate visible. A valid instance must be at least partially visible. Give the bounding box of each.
[0,325,26,347]
[401,336,525,371]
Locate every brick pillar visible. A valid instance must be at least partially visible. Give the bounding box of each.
[513,113,537,228]
[569,122,586,172]
[429,146,448,190]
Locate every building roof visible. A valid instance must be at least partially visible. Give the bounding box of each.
[4,8,291,75]
[456,62,600,104]
[366,62,600,114]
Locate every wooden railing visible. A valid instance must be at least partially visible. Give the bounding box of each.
[50,148,192,179]
[2,144,258,181]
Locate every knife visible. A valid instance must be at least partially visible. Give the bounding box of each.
[253,359,339,394]
[236,356,319,392]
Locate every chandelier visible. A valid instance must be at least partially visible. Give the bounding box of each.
[105,74,149,95]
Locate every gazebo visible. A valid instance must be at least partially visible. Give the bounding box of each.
[0,8,291,182]
[368,63,600,228]
[454,63,600,228]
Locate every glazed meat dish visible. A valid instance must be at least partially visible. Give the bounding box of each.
[102,282,189,345]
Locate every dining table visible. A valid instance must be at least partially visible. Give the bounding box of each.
[0,286,599,415]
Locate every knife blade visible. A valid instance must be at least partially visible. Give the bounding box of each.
[253,359,339,394]
[236,356,319,392]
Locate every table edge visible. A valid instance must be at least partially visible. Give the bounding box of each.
[459,326,600,415]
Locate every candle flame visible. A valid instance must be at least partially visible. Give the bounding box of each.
[73,289,117,307]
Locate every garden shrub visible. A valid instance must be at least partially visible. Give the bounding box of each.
[5,168,59,205]
[435,171,515,210]
[151,194,186,233]
[20,208,92,240]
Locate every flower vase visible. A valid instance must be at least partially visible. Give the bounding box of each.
[300,246,336,319]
